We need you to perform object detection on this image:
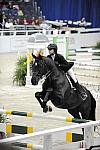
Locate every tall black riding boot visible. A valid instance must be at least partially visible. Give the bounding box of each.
[74,81,87,100]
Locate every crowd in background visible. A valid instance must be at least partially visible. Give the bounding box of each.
[0,0,90,30]
[0,0,48,29]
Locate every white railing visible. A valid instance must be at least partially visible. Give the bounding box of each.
[0,120,100,150]
[0,28,100,53]
[0,27,100,36]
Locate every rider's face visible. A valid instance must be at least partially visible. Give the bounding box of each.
[48,49,55,55]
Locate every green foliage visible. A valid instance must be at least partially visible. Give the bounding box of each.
[95,42,100,49]
[0,114,3,123]
[13,56,27,86]
[0,114,6,123]
[0,114,9,139]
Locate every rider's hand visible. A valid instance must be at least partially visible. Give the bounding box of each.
[55,61,60,67]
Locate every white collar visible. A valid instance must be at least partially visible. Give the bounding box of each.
[51,54,55,60]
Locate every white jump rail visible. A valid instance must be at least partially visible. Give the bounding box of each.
[0,120,100,150]
[32,113,89,123]
[0,110,89,123]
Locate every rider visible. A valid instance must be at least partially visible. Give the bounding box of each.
[47,43,87,100]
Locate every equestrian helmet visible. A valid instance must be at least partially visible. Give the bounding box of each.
[47,44,57,54]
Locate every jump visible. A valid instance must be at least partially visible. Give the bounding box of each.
[31,46,96,121]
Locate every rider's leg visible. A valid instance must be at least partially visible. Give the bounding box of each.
[67,68,77,83]
[67,68,87,100]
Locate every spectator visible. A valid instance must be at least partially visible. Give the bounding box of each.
[2,13,7,29]
[34,17,39,25]
[39,17,51,29]
[31,16,35,25]
[23,18,28,25]
[79,18,86,27]
[5,19,14,29]
[18,9,24,18]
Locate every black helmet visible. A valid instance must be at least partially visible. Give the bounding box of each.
[47,44,57,54]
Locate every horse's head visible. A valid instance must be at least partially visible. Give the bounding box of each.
[31,55,49,85]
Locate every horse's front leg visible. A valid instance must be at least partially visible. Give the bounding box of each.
[42,90,52,113]
[35,91,45,108]
[35,91,52,113]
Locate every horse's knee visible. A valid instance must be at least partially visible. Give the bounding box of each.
[35,92,41,98]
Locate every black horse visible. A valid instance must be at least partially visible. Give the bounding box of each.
[31,55,96,121]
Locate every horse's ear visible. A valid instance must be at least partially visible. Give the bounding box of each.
[32,53,37,59]
[38,54,43,60]
[32,53,43,60]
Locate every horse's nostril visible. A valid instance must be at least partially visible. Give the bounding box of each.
[35,81,38,85]
[31,78,35,85]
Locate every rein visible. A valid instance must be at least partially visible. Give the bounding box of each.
[39,70,52,84]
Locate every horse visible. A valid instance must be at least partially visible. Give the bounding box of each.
[31,55,96,121]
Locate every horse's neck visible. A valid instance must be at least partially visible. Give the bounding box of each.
[60,72,71,89]
[43,57,71,91]
[42,69,72,101]
[52,72,71,99]
[66,74,74,88]
[53,70,71,90]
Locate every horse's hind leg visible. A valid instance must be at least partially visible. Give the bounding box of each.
[88,92,96,121]
[79,92,96,121]
[68,108,81,119]
[68,108,85,134]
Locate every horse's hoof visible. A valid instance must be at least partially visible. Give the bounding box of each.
[48,106,52,112]
[43,106,48,113]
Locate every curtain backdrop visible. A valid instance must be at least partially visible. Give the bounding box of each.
[36,0,100,28]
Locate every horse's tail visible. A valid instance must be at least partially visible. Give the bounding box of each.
[88,90,96,121]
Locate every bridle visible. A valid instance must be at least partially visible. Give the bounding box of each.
[43,70,52,79]
[32,56,53,84]
[39,70,52,84]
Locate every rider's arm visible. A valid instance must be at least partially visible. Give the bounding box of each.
[57,54,74,72]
